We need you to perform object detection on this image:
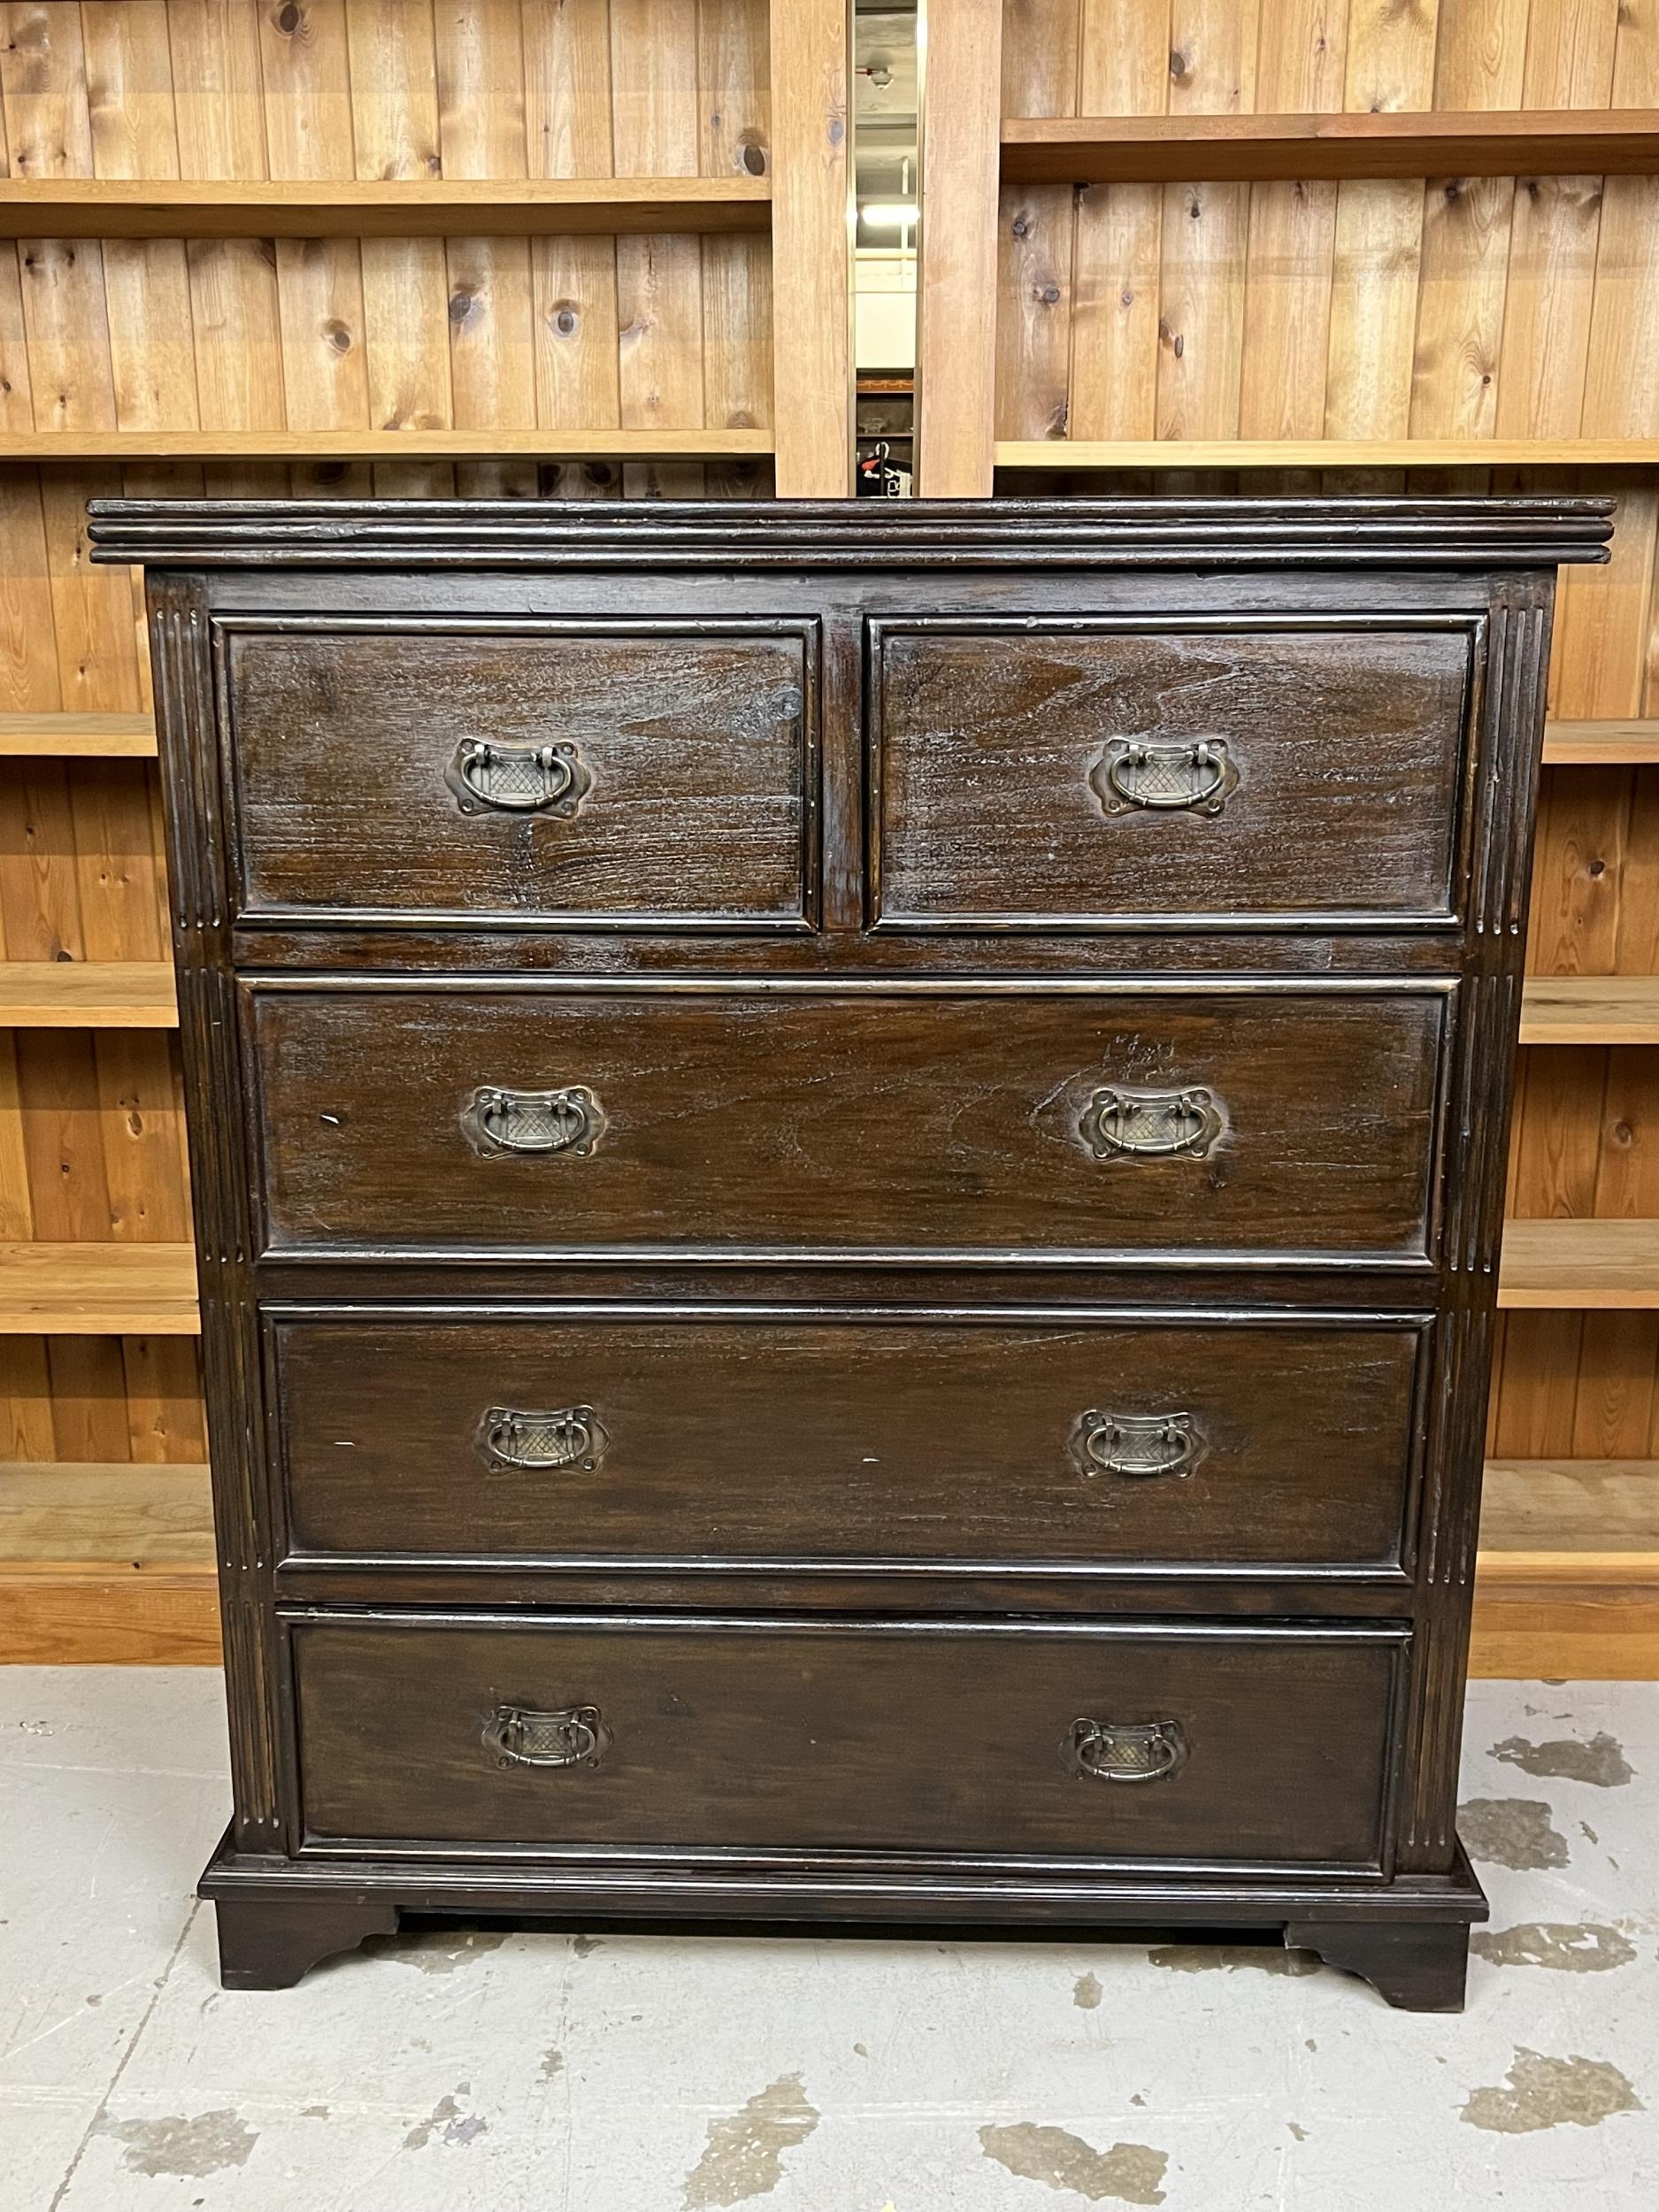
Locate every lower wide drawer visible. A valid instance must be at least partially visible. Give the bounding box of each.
[292,1615,1404,1868]
[273,1311,1424,1572]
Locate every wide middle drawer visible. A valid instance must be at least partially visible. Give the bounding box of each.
[272,1310,1425,1571]
[247,980,1450,1263]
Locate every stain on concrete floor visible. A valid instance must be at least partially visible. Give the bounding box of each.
[96,2111,257,2179]
[1456,1795,1572,1869]
[1460,2048,1644,2134]
[1471,1922,1638,1972]
[979,2123,1169,2205]
[682,2074,819,2208]
[1147,1943,1320,1978]
[1490,1730,1635,1787]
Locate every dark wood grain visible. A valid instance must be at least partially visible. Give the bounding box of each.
[872,622,1473,927]
[249,982,1448,1261]
[275,1310,1422,1571]
[292,1614,1402,1865]
[224,625,815,928]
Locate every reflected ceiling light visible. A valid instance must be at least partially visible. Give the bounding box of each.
[861,201,918,227]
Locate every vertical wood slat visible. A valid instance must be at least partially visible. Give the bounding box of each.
[917,0,1002,493]
[770,0,850,494]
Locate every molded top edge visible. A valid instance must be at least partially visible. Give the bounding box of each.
[87,495,1615,569]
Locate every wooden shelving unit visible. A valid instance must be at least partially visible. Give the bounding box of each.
[0,712,158,758]
[1473,1460,1659,1678]
[0,1246,200,1336]
[1519,978,1659,1045]
[1001,108,1659,185]
[0,428,776,463]
[0,964,177,1029]
[993,438,1659,472]
[1498,1221,1659,1309]
[0,1463,219,1665]
[1542,719,1659,765]
[0,177,772,239]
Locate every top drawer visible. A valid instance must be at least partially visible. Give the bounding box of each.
[219,621,817,931]
[870,618,1476,931]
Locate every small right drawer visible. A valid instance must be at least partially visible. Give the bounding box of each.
[869,619,1475,930]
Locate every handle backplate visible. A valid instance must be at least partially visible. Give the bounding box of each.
[446,736,592,818]
[462,1084,605,1157]
[1071,1409,1201,1480]
[1091,736,1238,818]
[484,1703,611,1769]
[1081,1085,1224,1161]
[479,1403,608,1472]
[1064,1717,1189,1784]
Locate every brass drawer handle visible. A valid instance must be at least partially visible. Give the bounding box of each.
[479,1403,608,1472]
[462,1084,605,1157]
[1081,1085,1223,1161]
[1091,736,1237,817]
[1072,1409,1199,1480]
[485,1703,611,1769]
[445,736,592,817]
[1064,1717,1189,1784]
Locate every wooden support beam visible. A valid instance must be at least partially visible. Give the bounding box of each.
[915,0,1002,495]
[769,0,853,495]
[1002,109,1659,187]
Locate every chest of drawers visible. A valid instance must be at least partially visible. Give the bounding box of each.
[92,494,1611,2009]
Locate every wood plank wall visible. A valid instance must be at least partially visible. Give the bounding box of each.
[0,0,779,1469]
[988,0,1659,1458]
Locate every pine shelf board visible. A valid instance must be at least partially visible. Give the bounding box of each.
[0,175,772,238]
[1542,718,1659,764]
[0,1244,200,1334]
[0,428,774,463]
[1499,1219,1659,1308]
[995,436,1659,470]
[1519,976,1659,1044]
[1480,1460,1659,1572]
[0,963,177,1027]
[1001,108,1659,186]
[0,711,157,757]
[0,1461,214,1566]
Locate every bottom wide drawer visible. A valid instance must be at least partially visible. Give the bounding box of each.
[291,1614,1406,1869]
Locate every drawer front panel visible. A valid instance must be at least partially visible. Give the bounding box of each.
[223,624,816,927]
[250,984,1448,1262]
[276,1313,1422,1571]
[293,1615,1401,1866]
[872,622,1473,928]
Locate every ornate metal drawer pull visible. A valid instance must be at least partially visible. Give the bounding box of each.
[445,736,592,817]
[1064,1717,1189,1785]
[1081,1085,1223,1161]
[1091,736,1237,817]
[1071,1409,1200,1480]
[480,1404,608,1472]
[485,1703,611,1770]
[462,1084,605,1157]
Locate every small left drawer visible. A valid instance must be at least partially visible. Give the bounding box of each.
[219,619,818,930]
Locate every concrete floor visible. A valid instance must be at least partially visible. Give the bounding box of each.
[0,1671,1654,2211]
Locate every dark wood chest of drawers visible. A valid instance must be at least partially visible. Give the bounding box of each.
[92,494,1611,2009]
